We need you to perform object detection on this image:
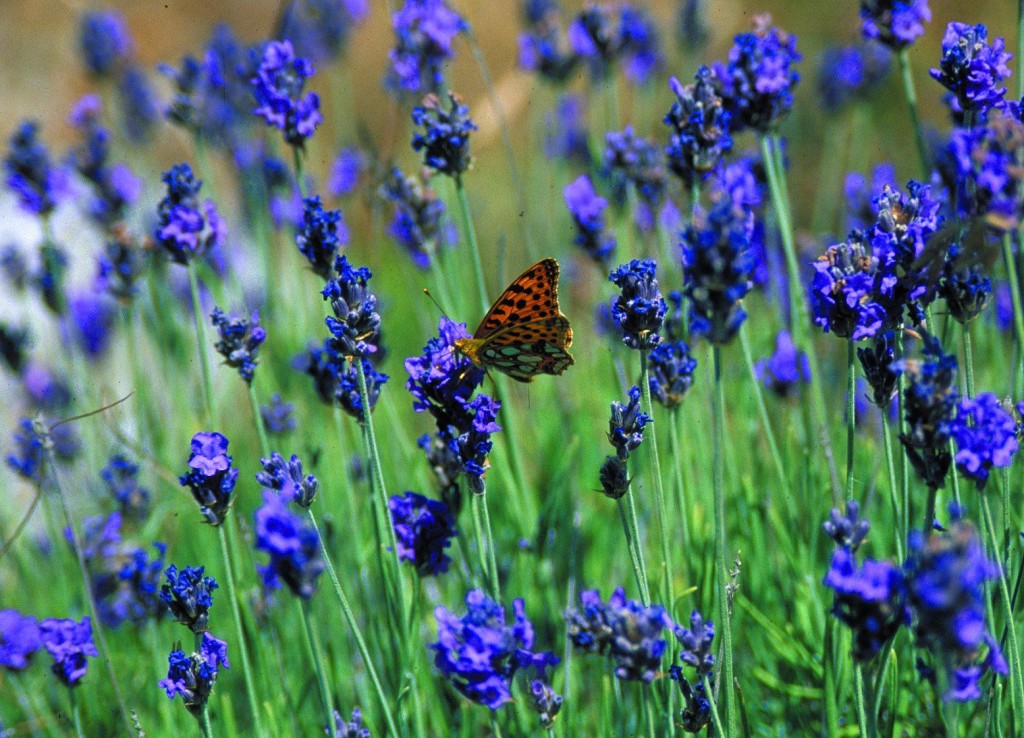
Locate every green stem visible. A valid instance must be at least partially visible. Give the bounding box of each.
[46,455,134,736]
[846,341,856,501]
[453,178,490,316]
[701,676,727,738]
[217,525,266,738]
[472,491,500,600]
[642,687,656,738]
[187,262,216,424]
[711,345,736,735]
[881,418,905,562]
[962,326,976,399]
[1001,234,1024,390]
[292,146,307,199]
[248,383,271,458]
[305,510,401,738]
[980,494,1024,719]
[640,352,674,611]
[854,663,876,738]
[299,599,338,738]
[895,330,911,546]
[667,412,691,548]
[823,618,840,738]
[616,495,650,605]
[200,708,214,738]
[738,326,790,493]
[69,688,86,738]
[896,48,931,180]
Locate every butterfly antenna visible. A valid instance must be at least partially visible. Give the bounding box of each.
[423,288,453,321]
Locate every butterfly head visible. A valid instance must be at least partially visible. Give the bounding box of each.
[452,337,484,367]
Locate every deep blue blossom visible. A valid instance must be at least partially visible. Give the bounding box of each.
[387,0,467,96]
[945,112,1024,227]
[939,244,992,324]
[755,330,810,398]
[810,238,888,341]
[155,163,224,265]
[251,40,322,148]
[99,540,168,628]
[254,491,325,599]
[674,610,714,677]
[608,385,650,461]
[567,4,662,85]
[22,364,72,412]
[712,15,801,134]
[664,67,733,185]
[857,331,901,408]
[179,432,239,526]
[668,668,711,733]
[328,147,366,197]
[294,339,345,406]
[433,589,559,709]
[825,547,909,661]
[277,0,369,63]
[823,500,871,551]
[405,318,485,438]
[210,307,266,383]
[117,66,161,143]
[0,610,40,671]
[336,358,389,422]
[332,708,371,738]
[528,677,563,729]
[323,256,381,357]
[97,230,147,304]
[451,394,501,494]
[5,121,65,216]
[905,517,1007,701]
[518,0,578,83]
[389,491,458,576]
[860,0,930,50]
[160,565,218,634]
[598,454,630,500]
[609,259,666,350]
[647,340,697,410]
[79,10,133,77]
[296,196,346,280]
[618,5,662,85]
[544,94,591,164]
[564,175,616,265]
[564,587,672,682]
[381,167,451,269]
[67,291,117,361]
[899,337,958,490]
[930,23,1011,117]
[412,93,477,179]
[39,617,98,687]
[603,127,665,207]
[567,6,617,81]
[418,433,464,514]
[950,393,1018,489]
[101,454,150,522]
[258,452,319,508]
[681,201,755,344]
[844,164,897,233]
[159,632,229,715]
[261,394,297,436]
[817,42,891,113]
[6,417,46,482]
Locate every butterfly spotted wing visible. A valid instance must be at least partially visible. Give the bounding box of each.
[455,258,574,382]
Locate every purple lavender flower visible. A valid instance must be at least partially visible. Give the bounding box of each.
[97,230,147,304]
[860,0,931,50]
[618,5,662,85]
[412,92,477,179]
[328,147,366,197]
[528,677,563,729]
[433,589,559,709]
[387,0,467,96]
[674,610,714,676]
[544,94,591,164]
[39,617,98,687]
[810,239,888,341]
[905,516,1007,701]
[160,565,218,634]
[6,417,46,482]
[332,708,371,738]
[567,5,617,80]
[668,669,710,733]
[179,432,239,526]
[754,330,810,398]
[817,42,891,113]
[0,610,41,671]
[79,10,133,77]
[254,491,325,599]
[608,385,650,462]
[67,291,117,361]
[824,547,908,661]
[899,337,958,491]
[294,339,345,406]
[117,66,161,143]
[945,112,1024,228]
[258,452,319,508]
[681,201,755,344]
[930,22,1011,117]
[564,175,616,265]
[276,0,369,63]
[252,40,322,148]
[323,256,381,357]
[381,167,451,269]
[5,121,66,216]
[451,394,501,494]
[950,393,1018,490]
[940,243,992,324]
[712,15,801,134]
[101,454,150,522]
[336,358,389,422]
[664,67,733,185]
[159,632,229,715]
[823,499,871,552]
[418,432,464,513]
[647,340,697,409]
[857,331,901,408]
[405,318,485,438]
[609,259,666,350]
[567,4,661,85]
[389,491,458,576]
[603,126,665,207]
[296,196,346,280]
[155,163,224,265]
[564,587,672,682]
[518,0,578,83]
[844,163,897,232]
[260,393,296,436]
[210,307,266,383]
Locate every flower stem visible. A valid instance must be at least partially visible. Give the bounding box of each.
[896,48,931,180]
[616,495,650,605]
[1001,233,1024,390]
[846,340,856,501]
[881,418,905,561]
[46,454,133,736]
[200,707,214,738]
[962,325,976,399]
[69,687,86,738]
[299,598,338,738]
[823,618,840,738]
[305,509,401,738]
[701,676,726,738]
[453,178,489,317]
[247,383,271,458]
[854,662,876,738]
[216,525,266,738]
[980,493,1024,719]
[639,352,674,611]
[738,326,789,493]
[711,345,736,736]
[472,491,501,600]
[187,261,216,424]
[895,329,911,544]
[667,412,691,548]
[292,146,306,199]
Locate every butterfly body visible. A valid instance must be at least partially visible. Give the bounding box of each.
[453,258,574,383]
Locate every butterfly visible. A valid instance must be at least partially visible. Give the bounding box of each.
[453,258,574,383]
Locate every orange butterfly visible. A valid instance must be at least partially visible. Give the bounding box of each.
[453,258,574,383]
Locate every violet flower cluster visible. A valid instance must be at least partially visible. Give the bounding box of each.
[663,66,733,185]
[178,432,239,526]
[411,92,477,180]
[155,163,224,266]
[160,564,219,634]
[599,386,650,500]
[159,632,230,715]
[251,40,322,148]
[387,0,467,96]
[563,175,616,266]
[381,167,452,269]
[389,490,458,576]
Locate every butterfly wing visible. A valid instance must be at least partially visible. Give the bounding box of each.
[478,316,574,382]
[474,258,564,339]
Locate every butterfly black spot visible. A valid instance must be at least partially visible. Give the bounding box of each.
[516,299,527,309]
[508,284,526,294]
